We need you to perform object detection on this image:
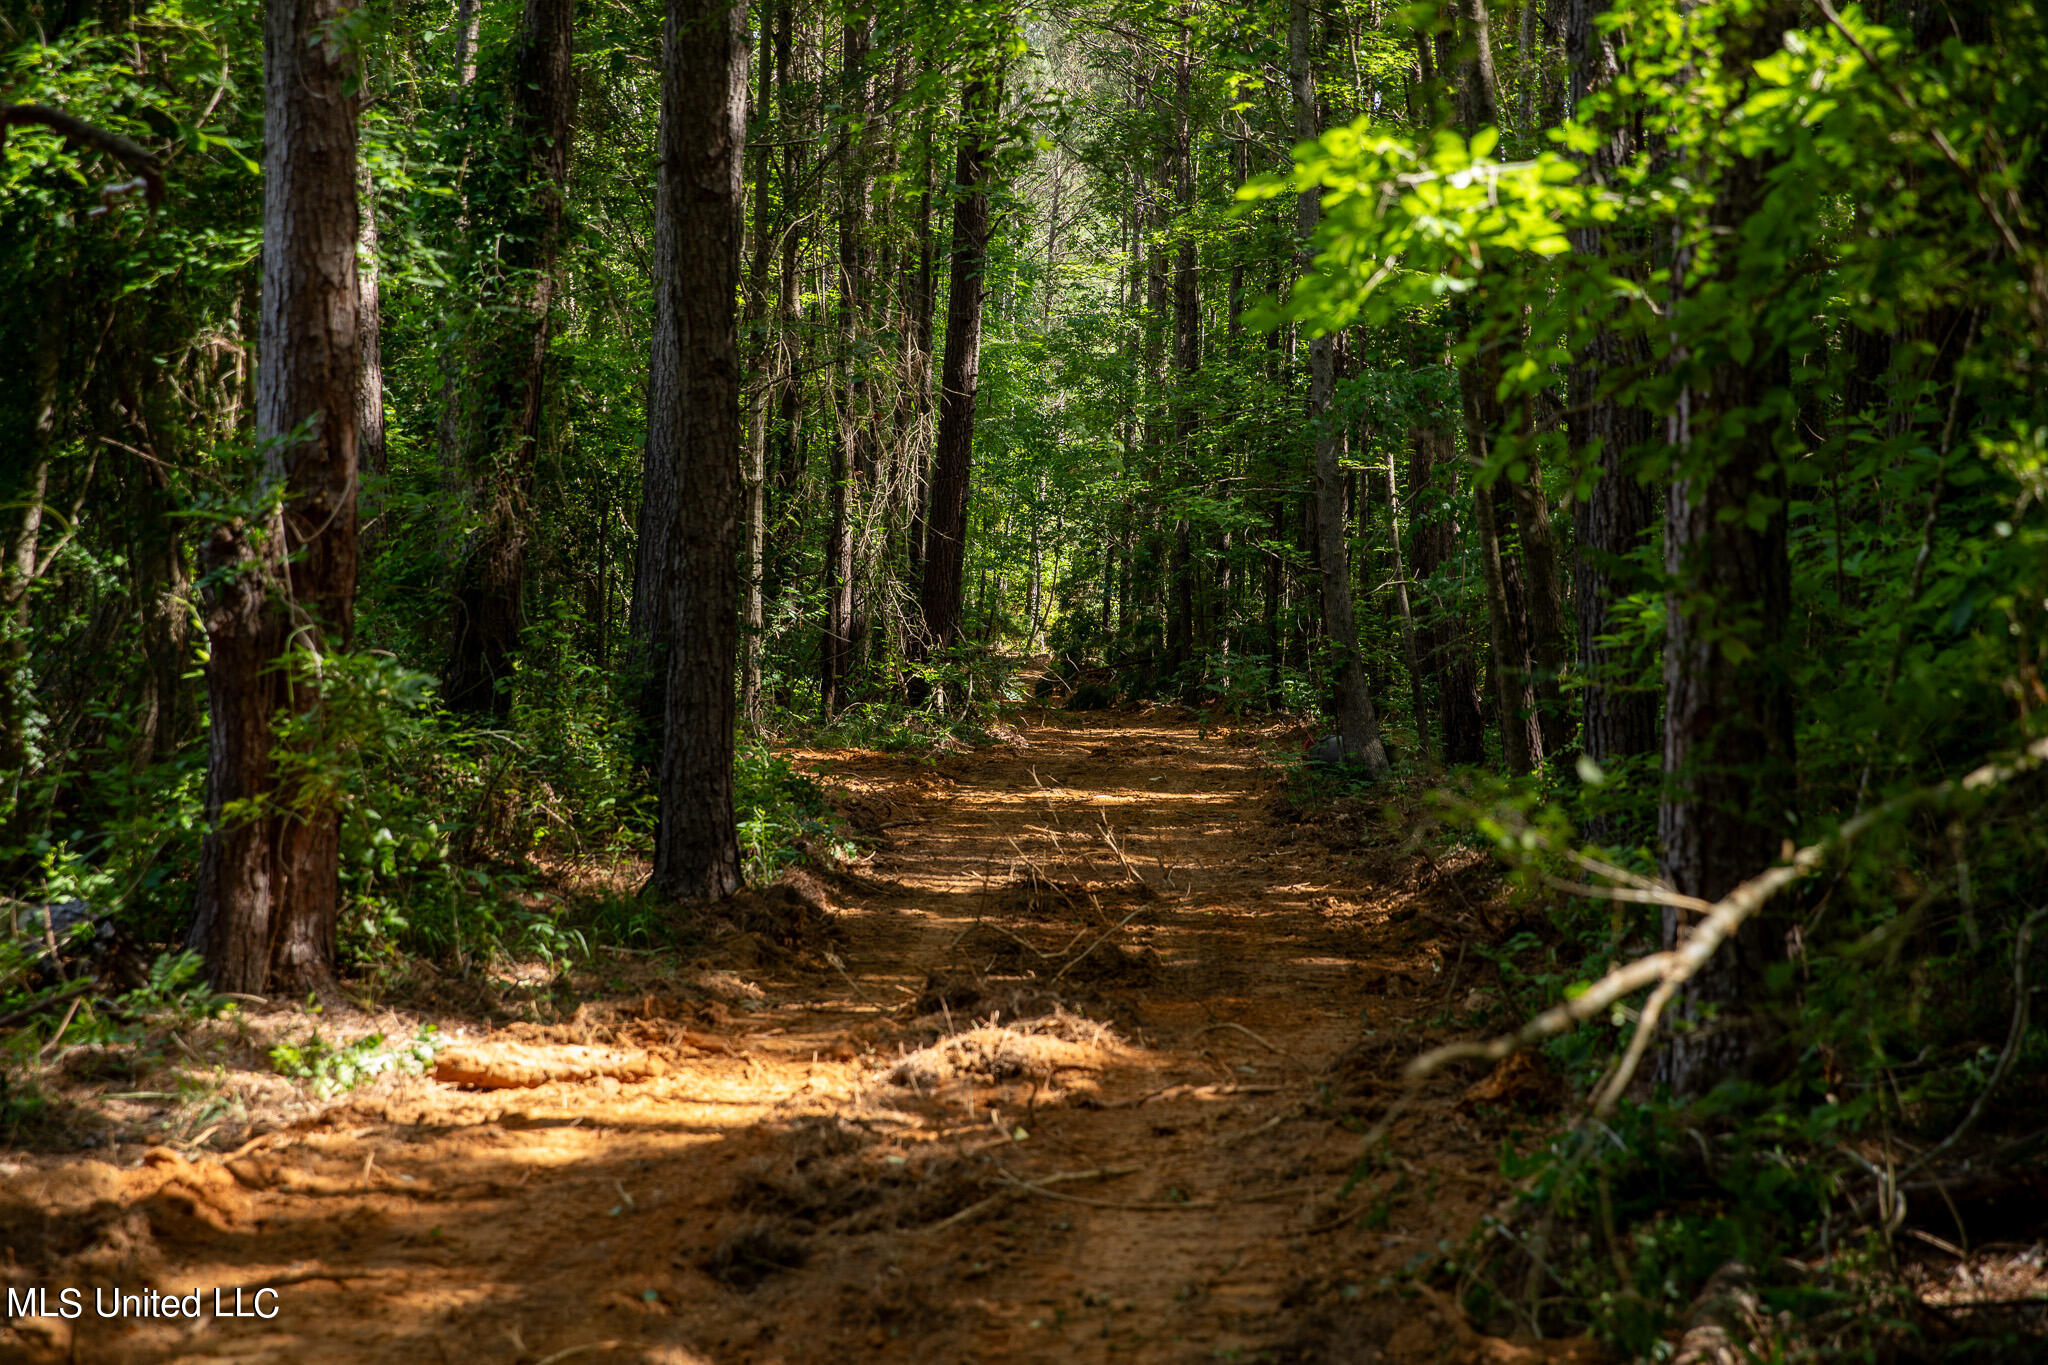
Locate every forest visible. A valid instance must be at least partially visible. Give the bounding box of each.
[3,0,2046,1358]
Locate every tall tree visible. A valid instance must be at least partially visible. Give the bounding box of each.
[1292,0,1390,773]
[738,0,778,729]
[1505,424,1571,757]
[1566,0,1659,779]
[188,0,362,993]
[443,0,578,715]
[356,160,387,551]
[1655,3,1799,1093]
[916,59,1000,659]
[1452,0,1547,773]
[823,15,870,716]
[1163,26,1201,688]
[1407,421,1487,764]
[640,0,749,902]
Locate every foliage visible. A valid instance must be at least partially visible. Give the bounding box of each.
[8,0,2048,1352]
[268,1026,442,1099]
[733,736,840,886]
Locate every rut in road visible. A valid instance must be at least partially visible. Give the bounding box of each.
[1,712,1589,1365]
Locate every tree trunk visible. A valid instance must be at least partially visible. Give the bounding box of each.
[1657,5,1799,1093]
[763,3,803,620]
[444,0,577,716]
[1657,341,1796,1089]
[1507,429,1572,758]
[355,161,387,557]
[915,64,998,660]
[1460,0,1503,128]
[642,0,748,903]
[1408,423,1488,764]
[453,0,480,85]
[1567,0,1659,779]
[1470,455,1533,775]
[127,454,191,770]
[739,0,777,730]
[1293,0,1389,773]
[906,136,937,580]
[3,299,58,785]
[1385,442,1430,762]
[822,15,869,718]
[1451,10,1545,773]
[1169,24,1200,689]
[1265,492,1285,708]
[190,0,361,994]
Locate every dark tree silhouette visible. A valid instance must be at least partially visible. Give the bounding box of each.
[639,0,749,902]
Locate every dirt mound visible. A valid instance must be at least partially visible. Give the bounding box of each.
[1066,681,1118,710]
[732,1117,988,1236]
[0,1147,250,1294]
[880,1010,1121,1089]
[708,872,847,968]
[708,1120,995,1294]
[1324,1028,1458,1107]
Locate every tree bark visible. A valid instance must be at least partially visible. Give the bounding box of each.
[1567,0,1660,777]
[453,0,480,85]
[1292,0,1389,773]
[642,0,748,902]
[1408,423,1487,764]
[190,0,361,994]
[1452,0,1545,773]
[1656,5,1799,1094]
[1385,442,1430,762]
[1169,23,1200,690]
[906,134,937,580]
[1507,429,1572,757]
[822,15,869,718]
[1460,0,1503,129]
[444,0,577,716]
[1469,453,1534,774]
[2,293,68,785]
[739,0,777,729]
[355,160,387,558]
[915,64,998,661]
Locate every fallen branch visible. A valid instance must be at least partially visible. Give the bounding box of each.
[1192,1021,1302,1069]
[922,1163,1141,1232]
[1097,1081,1286,1109]
[1046,904,1153,986]
[245,1266,399,1292]
[1540,875,1714,915]
[0,978,98,1031]
[996,1166,1220,1211]
[532,1342,626,1365]
[1097,811,1150,888]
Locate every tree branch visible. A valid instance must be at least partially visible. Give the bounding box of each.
[1,104,165,208]
[1406,736,2048,1115]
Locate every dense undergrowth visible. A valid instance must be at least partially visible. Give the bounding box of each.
[1280,740,2048,1361]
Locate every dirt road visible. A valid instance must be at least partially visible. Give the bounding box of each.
[2,713,1590,1364]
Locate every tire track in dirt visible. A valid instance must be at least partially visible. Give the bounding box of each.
[1,712,1596,1365]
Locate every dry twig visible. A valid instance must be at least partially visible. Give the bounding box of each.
[1404,736,2048,1120]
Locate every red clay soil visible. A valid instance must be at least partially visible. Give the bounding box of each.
[1,712,1601,1365]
